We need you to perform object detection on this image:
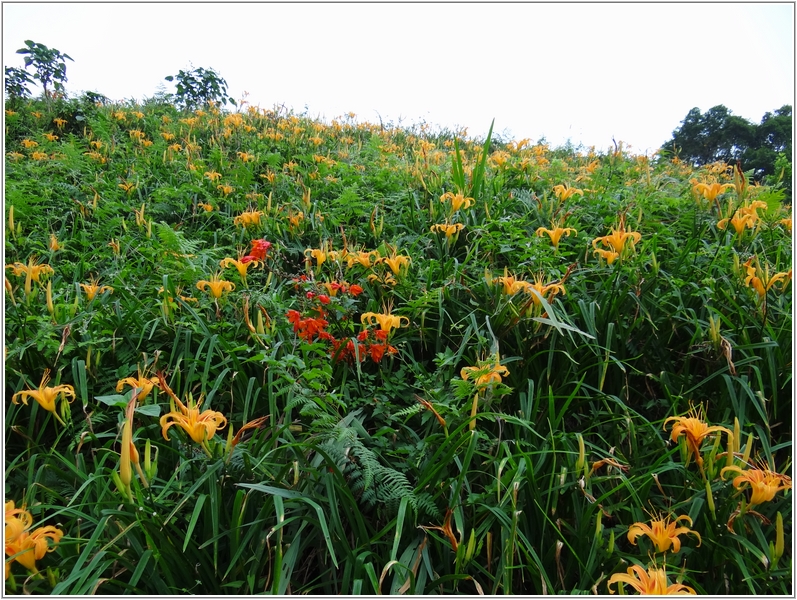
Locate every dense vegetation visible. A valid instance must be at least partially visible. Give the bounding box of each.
[4,49,793,595]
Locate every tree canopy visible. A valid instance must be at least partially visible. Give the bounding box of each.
[661,104,792,197]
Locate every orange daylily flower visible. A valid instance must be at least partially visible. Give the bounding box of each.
[196,273,235,299]
[693,181,734,205]
[430,223,464,239]
[80,278,113,301]
[461,355,509,390]
[4,502,63,575]
[742,256,790,301]
[360,310,409,336]
[116,366,161,403]
[160,392,228,446]
[721,460,792,507]
[592,214,641,257]
[664,405,731,471]
[220,256,261,285]
[535,222,577,250]
[233,209,263,228]
[608,564,695,595]
[552,183,584,201]
[440,191,474,213]
[11,369,75,426]
[627,513,701,553]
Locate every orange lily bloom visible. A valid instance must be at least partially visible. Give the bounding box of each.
[440,191,474,213]
[430,223,464,239]
[5,513,63,575]
[11,369,75,426]
[160,392,228,446]
[196,273,235,299]
[220,257,261,285]
[664,405,731,470]
[233,209,263,228]
[361,310,409,336]
[116,366,161,403]
[608,564,695,595]
[461,355,509,390]
[627,513,701,553]
[693,181,734,205]
[592,214,641,256]
[552,183,584,202]
[742,257,790,301]
[80,278,113,301]
[717,209,753,235]
[535,222,577,250]
[721,460,792,507]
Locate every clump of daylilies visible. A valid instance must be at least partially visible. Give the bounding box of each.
[460,352,511,430]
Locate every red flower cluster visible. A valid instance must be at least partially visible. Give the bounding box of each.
[286,309,331,342]
[285,309,396,365]
[241,239,272,264]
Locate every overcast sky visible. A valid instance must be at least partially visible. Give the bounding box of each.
[3,2,794,154]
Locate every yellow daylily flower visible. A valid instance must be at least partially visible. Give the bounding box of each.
[738,200,767,227]
[204,171,222,182]
[80,278,113,301]
[345,249,380,270]
[742,256,790,301]
[220,256,261,285]
[592,214,641,256]
[664,404,731,471]
[552,183,584,201]
[305,247,330,269]
[440,191,474,213]
[627,513,701,553]
[693,181,734,205]
[721,460,792,507]
[160,392,228,445]
[5,257,54,283]
[535,223,577,250]
[717,210,753,235]
[233,209,263,228]
[11,369,75,426]
[196,273,235,299]
[361,311,409,335]
[379,251,411,276]
[5,501,34,544]
[49,234,62,252]
[460,355,509,389]
[608,564,696,595]
[430,222,464,239]
[5,520,64,575]
[593,247,620,265]
[494,271,531,296]
[116,366,161,403]
[527,272,566,306]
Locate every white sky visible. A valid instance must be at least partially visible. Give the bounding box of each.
[3,2,794,154]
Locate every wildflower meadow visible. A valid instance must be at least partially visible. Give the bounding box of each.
[3,57,793,594]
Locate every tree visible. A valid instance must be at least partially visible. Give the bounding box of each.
[15,40,73,99]
[662,105,792,197]
[164,66,236,111]
[4,66,34,100]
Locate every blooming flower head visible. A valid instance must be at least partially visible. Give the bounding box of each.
[242,239,272,262]
[493,270,531,296]
[80,278,113,301]
[12,369,75,426]
[461,354,509,391]
[535,221,577,250]
[627,512,701,553]
[592,214,642,256]
[693,181,734,205]
[220,256,260,284]
[608,564,695,595]
[378,248,411,276]
[345,249,380,270]
[717,209,753,236]
[527,271,566,306]
[158,378,228,446]
[552,183,584,202]
[233,209,263,228]
[430,222,464,239]
[721,459,792,507]
[440,191,474,213]
[742,256,790,301]
[5,256,54,283]
[5,514,64,575]
[197,273,235,299]
[116,365,161,403]
[664,404,731,470]
[361,310,409,336]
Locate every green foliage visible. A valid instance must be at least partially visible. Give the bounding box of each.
[4,66,34,100]
[15,39,73,99]
[4,93,791,595]
[164,65,236,111]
